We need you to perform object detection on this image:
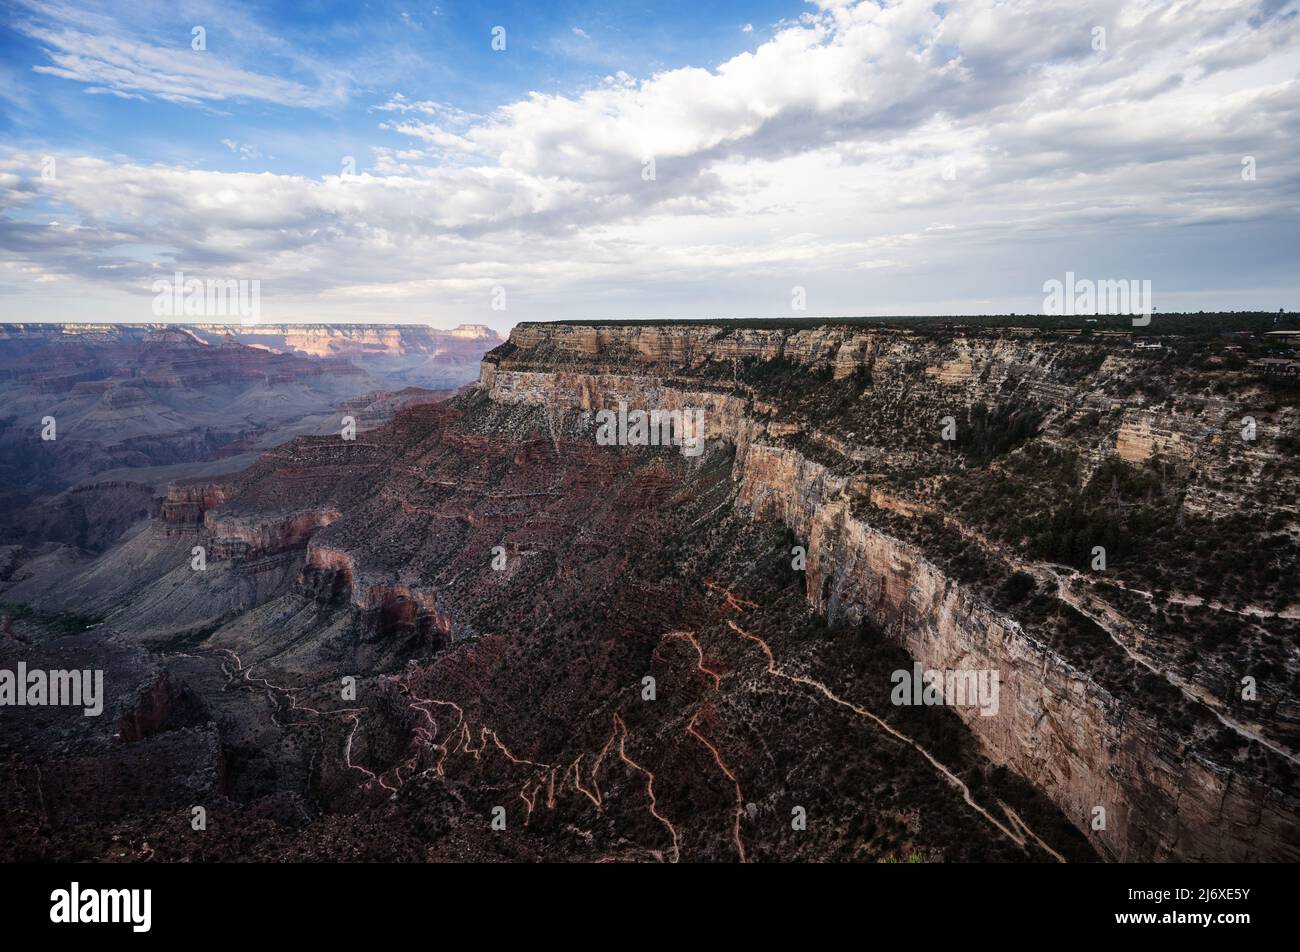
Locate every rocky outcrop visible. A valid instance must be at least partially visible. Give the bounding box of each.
[206,509,340,560]
[161,481,234,530]
[116,669,204,743]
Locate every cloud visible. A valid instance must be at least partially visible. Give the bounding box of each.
[3,0,1299,322]
[13,0,348,107]
[221,139,265,161]
[572,27,590,40]
[27,27,331,105]
[371,94,479,125]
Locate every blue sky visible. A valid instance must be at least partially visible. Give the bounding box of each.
[2,1,795,176]
[1,0,1298,329]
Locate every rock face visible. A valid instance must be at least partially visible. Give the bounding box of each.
[743,448,1292,862]
[161,483,233,530]
[477,320,1300,862]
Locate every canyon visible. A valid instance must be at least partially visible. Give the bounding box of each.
[1,317,1295,862]
[0,322,499,553]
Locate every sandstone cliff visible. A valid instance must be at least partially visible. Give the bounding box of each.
[476,320,1300,861]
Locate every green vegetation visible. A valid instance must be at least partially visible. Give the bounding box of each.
[998,571,1037,605]
[1028,458,1169,569]
[951,403,1044,465]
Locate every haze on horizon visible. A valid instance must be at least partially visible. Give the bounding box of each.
[1,0,1298,333]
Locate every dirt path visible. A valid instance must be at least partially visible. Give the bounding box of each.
[1034,567,1300,768]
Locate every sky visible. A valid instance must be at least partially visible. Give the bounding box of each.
[0,0,1298,332]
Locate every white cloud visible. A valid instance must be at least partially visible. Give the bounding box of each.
[27,26,333,105]
[13,0,348,108]
[221,139,265,161]
[4,0,1299,324]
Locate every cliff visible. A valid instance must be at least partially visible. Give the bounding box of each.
[476,320,1300,861]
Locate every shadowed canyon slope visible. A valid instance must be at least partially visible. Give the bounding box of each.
[2,319,1296,862]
